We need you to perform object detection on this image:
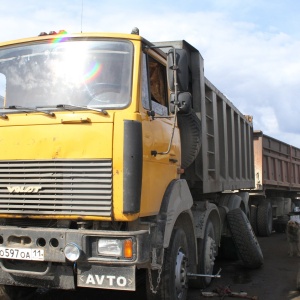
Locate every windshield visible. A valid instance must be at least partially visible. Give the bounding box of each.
[0,39,133,109]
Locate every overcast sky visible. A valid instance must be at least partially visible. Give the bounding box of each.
[1,0,300,147]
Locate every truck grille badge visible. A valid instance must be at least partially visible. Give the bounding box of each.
[6,186,42,193]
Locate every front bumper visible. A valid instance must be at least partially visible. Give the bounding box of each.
[0,226,150,290]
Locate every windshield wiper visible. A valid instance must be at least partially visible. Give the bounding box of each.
[56,104,108,115]
[8,105,55,117]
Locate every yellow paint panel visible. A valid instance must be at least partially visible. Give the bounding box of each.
[0,119,113,159]
[139,110,181,216]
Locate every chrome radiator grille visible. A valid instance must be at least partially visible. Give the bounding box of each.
[0,160,112,217]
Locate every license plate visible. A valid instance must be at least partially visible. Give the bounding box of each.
[0,247,44,261]
[78,265,135,291]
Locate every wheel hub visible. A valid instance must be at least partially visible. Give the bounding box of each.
[175,249,188,298]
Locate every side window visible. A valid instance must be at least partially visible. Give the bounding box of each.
[141,52,168,115]
[0,73,6,108]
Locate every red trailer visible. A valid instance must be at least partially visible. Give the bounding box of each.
[249,130,300,235]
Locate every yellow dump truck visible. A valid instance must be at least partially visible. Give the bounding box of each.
[0,29,262,300]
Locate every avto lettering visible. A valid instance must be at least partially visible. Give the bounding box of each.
[85,274,127,287]
[7,186,42,193]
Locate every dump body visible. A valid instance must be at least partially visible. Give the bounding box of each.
[197,77,254,193]
[154,40,255,194]
[253,130,300,194]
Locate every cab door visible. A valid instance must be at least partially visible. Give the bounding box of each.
[139,50,181,216]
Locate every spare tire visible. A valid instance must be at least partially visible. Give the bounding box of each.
[177,111,201,169]
[227,208,264,269]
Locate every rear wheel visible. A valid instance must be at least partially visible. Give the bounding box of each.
[146,228,189,300]
[250,205,258,235]
[257,200,273,236]
[189,219,217,288]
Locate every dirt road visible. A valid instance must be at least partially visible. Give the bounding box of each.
[196,232,300,300]
[3,232,300,300]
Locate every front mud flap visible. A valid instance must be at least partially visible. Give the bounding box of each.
[77,264,136,291]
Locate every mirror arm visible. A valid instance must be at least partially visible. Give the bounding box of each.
[171,47,179,107]
[151,105,178,156]
[147,110,155,120]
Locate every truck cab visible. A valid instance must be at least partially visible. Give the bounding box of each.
[0,31,181,219]
[0,30,194,297]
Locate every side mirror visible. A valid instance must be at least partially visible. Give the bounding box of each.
[167,49,189,92]
[170,92,192,114]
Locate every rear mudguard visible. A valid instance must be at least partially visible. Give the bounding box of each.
[192,201,222,248]
[152,179,194,247]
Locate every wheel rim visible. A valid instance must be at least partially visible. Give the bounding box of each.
[174,248,188,299]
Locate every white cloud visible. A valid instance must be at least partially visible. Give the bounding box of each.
[1,0,300,148]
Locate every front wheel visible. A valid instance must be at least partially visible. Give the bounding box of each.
[146,228,189,300]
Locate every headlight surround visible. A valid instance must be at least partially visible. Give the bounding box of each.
[97,238,133,259]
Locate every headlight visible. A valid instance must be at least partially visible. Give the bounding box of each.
[64,242,81,261]
[98,238,133,259]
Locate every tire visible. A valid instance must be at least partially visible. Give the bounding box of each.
[146,228,189,300]
[227,208,264,269]
[250,205,258,235]
[189,219,217,288]
[177,111,201,170]
[257,200,273,237]
[0,285,36,300]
